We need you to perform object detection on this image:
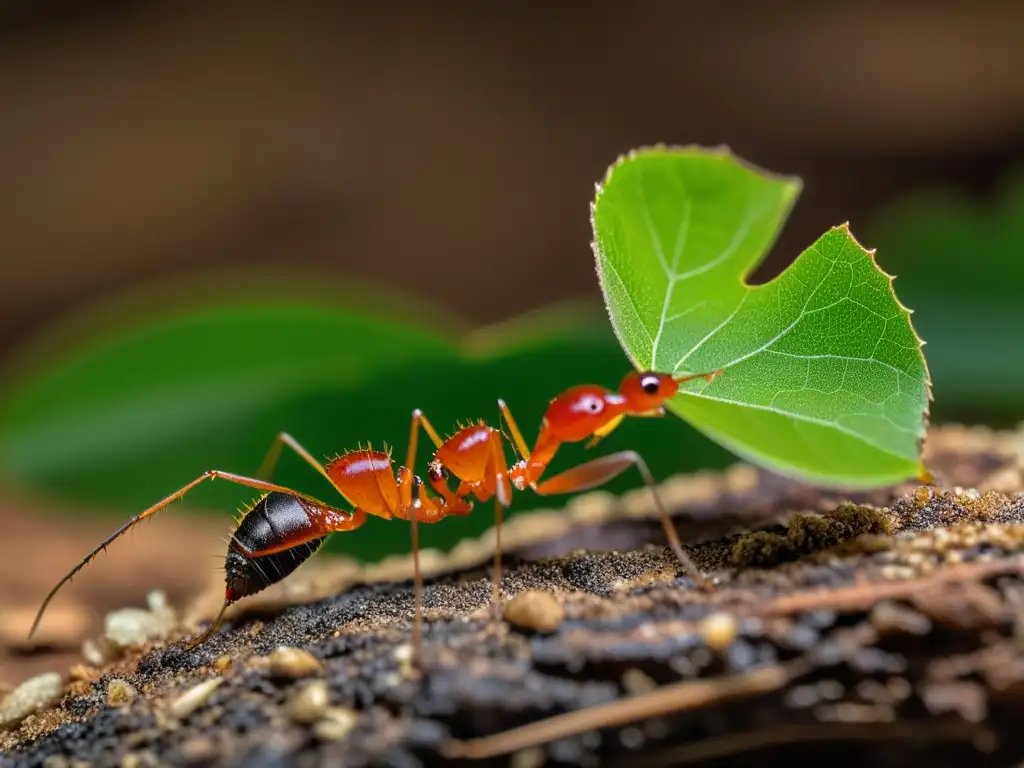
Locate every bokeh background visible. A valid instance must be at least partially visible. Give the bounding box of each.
[1,1,1022,680]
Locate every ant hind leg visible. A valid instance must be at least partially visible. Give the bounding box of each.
[533,450,709,589]
[29,470,327,641]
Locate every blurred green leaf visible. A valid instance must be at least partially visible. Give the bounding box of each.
[592,146,930,487]
[0,303,458,476]
[865,171,1024,421]
[0,278,732,563]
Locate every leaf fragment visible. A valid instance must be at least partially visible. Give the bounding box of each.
[592,145,931,487]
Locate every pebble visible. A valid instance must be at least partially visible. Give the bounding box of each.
[287,681,329,724]
[312,706,357,740]
[504,590,564,633]
[169,678,222,719]
[870,601,932,636]
[621,668,658,695]
[82,636,119,668]
[619,726,645,750]
[180,737,219,762]
[393,644,415,677]
[213,655,233,673]
[269,647,323,679]
[920,681,988,723]
[699,612,737,651]
[69,665,99,683]
[0,672,63,729]
[107,678,138,708]
[510,747,545,768]
[104,591,178,650]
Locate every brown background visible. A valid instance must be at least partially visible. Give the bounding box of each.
[1,1,1022,352]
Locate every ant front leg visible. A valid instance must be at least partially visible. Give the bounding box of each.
[533,451,709,588]
[29,470,331,640]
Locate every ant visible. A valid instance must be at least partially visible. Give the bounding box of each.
[29,368,721,655]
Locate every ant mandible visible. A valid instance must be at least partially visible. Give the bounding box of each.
[29,368,721,655]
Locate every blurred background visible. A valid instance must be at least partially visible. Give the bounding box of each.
[0,1,1022,680]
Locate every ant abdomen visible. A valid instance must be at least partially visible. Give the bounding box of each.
[225,492,326,601]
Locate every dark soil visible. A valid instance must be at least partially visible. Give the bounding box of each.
[2,425,1023,768]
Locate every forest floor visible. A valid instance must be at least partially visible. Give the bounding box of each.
[1,424,1022,767]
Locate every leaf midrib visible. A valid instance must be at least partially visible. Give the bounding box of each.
[676,389,915,462]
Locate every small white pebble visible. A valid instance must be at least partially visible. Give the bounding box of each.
[102,591,178,650]
[700,612,738,651]
[312,706,357,740]
[287,681,329,725]
[147,591,168,613]
[509,747,545,768]
[81,638,111,667]
[269,647,323,679]
[0,672,63,729]
[619,726,646,749]
[169,678,222,719]
[621,668,657,695]
[107,679,138,708]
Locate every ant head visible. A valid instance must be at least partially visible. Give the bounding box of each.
[619,371,679,414]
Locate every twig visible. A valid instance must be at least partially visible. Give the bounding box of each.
[441,660,808,760]
[759,557,1023,617]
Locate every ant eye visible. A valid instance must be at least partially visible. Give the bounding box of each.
[641,375,661,395]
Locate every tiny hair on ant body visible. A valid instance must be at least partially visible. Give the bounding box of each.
[30,368,722,654]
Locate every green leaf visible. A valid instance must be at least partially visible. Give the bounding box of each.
[592,146,931,488]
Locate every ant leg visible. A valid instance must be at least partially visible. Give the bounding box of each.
[403,409,445,660]
[488,431,512,610]
[533,451,708,588]
[255,432,336,487]
[185,599,231,651]
[29,470,330,640]
[497,399,531,461]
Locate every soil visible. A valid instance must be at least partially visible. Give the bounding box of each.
[1,424,1022,768]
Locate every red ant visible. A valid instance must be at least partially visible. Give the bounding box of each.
[29,368,721,654]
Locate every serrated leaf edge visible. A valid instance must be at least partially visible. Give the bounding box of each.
[840,222,934,475]
[589,144,803,372]
[590,146,932,484]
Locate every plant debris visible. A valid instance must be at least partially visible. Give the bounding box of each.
[0,425,1022,767]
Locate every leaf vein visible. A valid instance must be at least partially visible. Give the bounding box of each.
[679,391,912,458]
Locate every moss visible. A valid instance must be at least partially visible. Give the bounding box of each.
[731,504,895,568]
[787,503,894,552]
[730,531,795,568]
